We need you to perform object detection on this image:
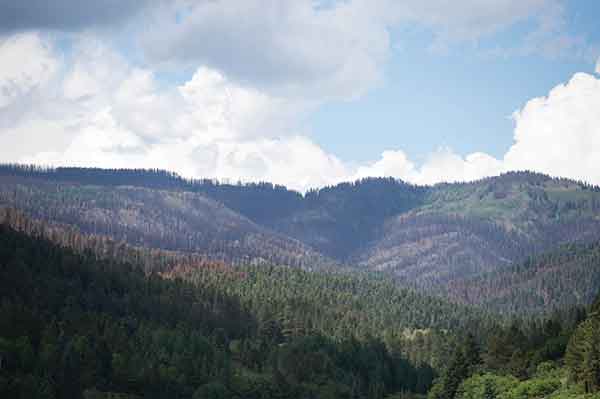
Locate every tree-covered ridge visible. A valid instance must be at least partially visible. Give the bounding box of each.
[0,164,427,261]
[0,225,438,399]
[0,176,336,269]
[4,165,600,316]
[443,241,600,315]
[0,224,251,398]
[362,171,600,280]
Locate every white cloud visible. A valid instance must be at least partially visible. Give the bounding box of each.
[352,148,504,186]
[2,28,600,193]
[356,71,600,187]
[354,150,417,182]
[415,150,503,185]
[143,0,391,101]
[141,0,564,100]
[504,72,600,183]
[0,35,346,192]
[0,33,59,108]
[1,1,590,106]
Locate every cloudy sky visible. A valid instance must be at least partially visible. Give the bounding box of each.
[1,0,599,191]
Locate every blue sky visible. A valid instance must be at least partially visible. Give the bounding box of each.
[0,0,599,191]
[311,1,600,163]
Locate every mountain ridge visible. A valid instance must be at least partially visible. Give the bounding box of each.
[3,164,600,314]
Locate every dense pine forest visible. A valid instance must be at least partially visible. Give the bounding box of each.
[0,225,435,398]
[2,165,600,398]
[2,216,600,398]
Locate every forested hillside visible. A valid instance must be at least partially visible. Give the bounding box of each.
[443,240,600,315]
[2,165,600,315]
[3,222,598,398]
[0,225,440,398]
[0,174,335,270]
[3,166,600,398]
[428,294,600,399]
[357,172,600,286]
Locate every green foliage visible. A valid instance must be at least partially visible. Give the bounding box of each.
[428,335,483,399]
[456,373,518,399]
[566,302,600,393]
[0,225,434,399]
[3,166,600,317]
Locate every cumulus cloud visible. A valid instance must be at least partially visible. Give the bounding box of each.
[0,33,59,108]
[0,0,589,104]
[355,71,600,187]
[1,16,600,192]
[415,150,503,185]
[353,148,504,186]
[504,72,600,183]
[0,34,346,191]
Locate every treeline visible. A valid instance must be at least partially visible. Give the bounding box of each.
[0,225,435,398]
[4,217,595,398]
[0,179,334,270]
[431,170,600,193]
[0,164,427,260]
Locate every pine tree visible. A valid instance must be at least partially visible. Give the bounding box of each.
[483,379,496,399]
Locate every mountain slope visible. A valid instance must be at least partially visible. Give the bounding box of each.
[3,165,600,314]
[0,165,427,261]
[0,224,444,399]
[443,240,600,314]
[357,172,600,287]
[0,174,335,269]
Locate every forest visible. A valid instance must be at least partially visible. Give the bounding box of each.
[0,225,436,398]
[3,165,600,315]
[3,222,600,399]
[2,165,600,398]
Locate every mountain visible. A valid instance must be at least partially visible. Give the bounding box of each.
[1,221,484,398]
[0,172,335,270]
[443,240,600,315]
[358,172,600,287]
[3,165,600,314]
[4,165,600,398]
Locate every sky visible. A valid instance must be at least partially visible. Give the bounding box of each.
[1,0,600,192]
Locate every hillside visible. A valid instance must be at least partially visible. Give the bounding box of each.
[356,172,600,288]
[443,240,600,315]
[0,223,492,398]
[2,214,598,398]
[3,165,600,314]
[0,174,335,270]
[427,294,600,399]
